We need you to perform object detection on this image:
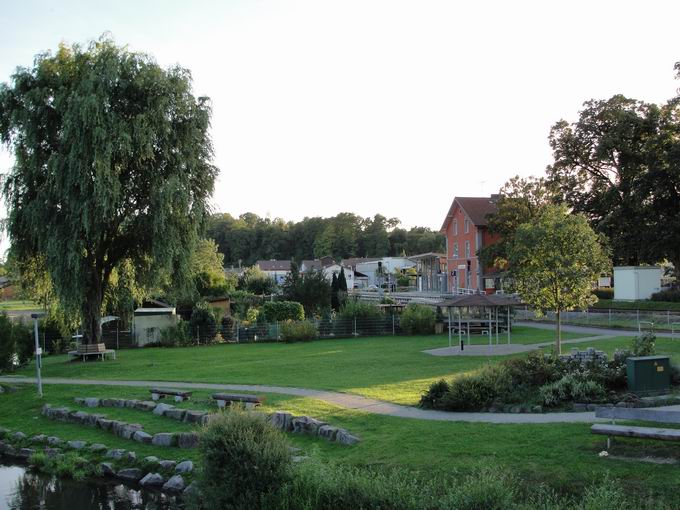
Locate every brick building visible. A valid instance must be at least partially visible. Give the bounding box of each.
[439,196,501,293]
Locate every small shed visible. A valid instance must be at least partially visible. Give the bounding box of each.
[613,266,662,301]
[133,306,178,346]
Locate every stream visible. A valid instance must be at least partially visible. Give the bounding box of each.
[0,461,184,509]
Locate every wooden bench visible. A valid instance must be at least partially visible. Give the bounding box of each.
[212,393,263,410]
[591,406,680,449]
[150,388,193,402]
[67,343,116,362]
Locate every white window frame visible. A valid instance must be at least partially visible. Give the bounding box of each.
[453,219,458,235]
[464,219,470,234]
[453,242,459,258]
[465,240,470,258]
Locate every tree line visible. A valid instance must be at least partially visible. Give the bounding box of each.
[206,212,445,266]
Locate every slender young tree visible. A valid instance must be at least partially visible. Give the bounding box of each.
[330,272,339,311]
[0,37,217,344]
[508,205,610,354]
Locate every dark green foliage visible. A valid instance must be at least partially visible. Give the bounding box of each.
[399,304,435,335]
[330,273,340,311]
[338,300,382,320]
[239,265,276,295]
[280,320,319,342]
[593,288,614,300]
[0,36,217,344]
[651,288,680,302]
[337,267,348,292]
[539,375,607,407]
[189,302,217,335]
[281,263,331,316]
[419,379,450,409]
[159,320,192,347]
[0,314,33,373]
[632,332,656,356]
[198,408,291,510]
[440,365,511,411]
[262,301,305,322]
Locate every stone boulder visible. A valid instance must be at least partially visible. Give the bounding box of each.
[153,403,175,416]
[143,456,159,465]
[84,398,101,408]
[183,410,207,424]
[89,443,107,453]
[11,431,27,441]
[47,437,62,446]
[140,472,165,487]
[159,460,177,470]
[96,418,114,431]
[270,411,294,431]
[105,449,126,460]
[151,433,176,447]
[99,462,115,476]
[163,474,185,492]
[164,408,186,421]
[67,440,87,450]
[30,434,47,444]
[335,429,360,445]
[318,425,339,441]
[124,399,140,408]
[177,432,199,449]
[117,468,143,482]
[133,431,152,444]
[292,416,325,436]
[17,448,35,459]
[135,401,158,412]
[175,460,194,474]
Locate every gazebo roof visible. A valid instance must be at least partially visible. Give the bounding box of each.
[437,294,521,308]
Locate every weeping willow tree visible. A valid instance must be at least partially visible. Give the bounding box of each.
[0,36,217,344]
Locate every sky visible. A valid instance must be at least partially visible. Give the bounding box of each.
[1,0,680,257]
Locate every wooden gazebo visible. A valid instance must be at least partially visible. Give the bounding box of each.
[437,294,522,351]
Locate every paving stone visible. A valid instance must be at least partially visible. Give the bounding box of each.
[163,474,185,492]
[140,472,165,487]
[175,460,193,474]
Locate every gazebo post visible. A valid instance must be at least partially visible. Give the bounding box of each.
[448,307,452,348]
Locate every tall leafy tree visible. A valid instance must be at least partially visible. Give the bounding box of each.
[0,37,217,344]
[479,175,554,269]
[508,205,610,354]
[547,95,659,267]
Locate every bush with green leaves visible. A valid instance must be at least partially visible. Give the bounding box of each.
[280,320,318,342]
[631,332,655,356]
[189,301,217,337]
[0,313,16,373]
[399,304,435,335]
[198,407,291,510]
[651,288,680,302]
[338,299,382,320]
[440,365,511,411]
[159,320,192,347]
[592,288,614,300]
[539,374,607,407]
[419,379,450,409]
[262,301,305,322]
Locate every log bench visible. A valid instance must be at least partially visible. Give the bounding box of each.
[67,343,116,361]
[591,406,680,449]
[212,393,263,410]
[150,388,193,402]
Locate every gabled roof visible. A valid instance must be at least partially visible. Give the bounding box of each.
[300,256,336,271]
[256,260,292,271]
[440,196,498,232]
[341,257,380,268]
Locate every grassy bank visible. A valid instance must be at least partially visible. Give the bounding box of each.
[593,299,680,312]
[12,327,590,405]
[1,383,680,506]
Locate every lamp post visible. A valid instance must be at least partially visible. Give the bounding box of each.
[30,313,44,397]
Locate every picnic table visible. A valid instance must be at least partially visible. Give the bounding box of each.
[150,388,193,402]
[212,393,263,410]
[591,406,680,450]
[67,343,116,362]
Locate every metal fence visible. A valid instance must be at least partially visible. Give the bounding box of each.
[517,307,680,334]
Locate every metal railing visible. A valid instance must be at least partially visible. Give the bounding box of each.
[517,307,680,332]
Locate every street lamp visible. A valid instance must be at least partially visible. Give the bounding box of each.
[30,313,44,397]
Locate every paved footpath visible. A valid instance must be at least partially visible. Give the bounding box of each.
[1,376,605,424]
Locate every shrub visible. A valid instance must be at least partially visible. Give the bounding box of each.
[503,352,563,388]
[0,313,16,373]
[442,365,511,411]
[262,301,305,322]
[337,300,383,335]
[592,288,614,300]
[420,379,451,409]
[159,320,192,347]
[539,374,606,407]
[190,301,217,337]
[400,304,436,335]
[221,315,235,339]
[280,320,318,342]
[198,408,291,510]
[632,332,655,356]
[651,288,680,302]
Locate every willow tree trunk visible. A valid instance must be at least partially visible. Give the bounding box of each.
[82,281,103,345]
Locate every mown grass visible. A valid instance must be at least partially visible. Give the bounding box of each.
[12,327,590,405]
[0,300,40,311]
[2,384,680,506]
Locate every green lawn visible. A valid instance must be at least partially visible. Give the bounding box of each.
[0,300,40,312]
[2,383,680,505]
[14,327,592,405]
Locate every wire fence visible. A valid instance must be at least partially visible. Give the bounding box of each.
[517,307,680,333]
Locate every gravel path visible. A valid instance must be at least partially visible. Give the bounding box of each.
[0,376,606,424]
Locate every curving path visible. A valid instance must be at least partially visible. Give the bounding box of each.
[1,376,605,424]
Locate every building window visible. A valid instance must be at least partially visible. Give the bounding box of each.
[464,219,470,233]
[465,241,470,258]
[453,242,459,258]
[453,220,458,235]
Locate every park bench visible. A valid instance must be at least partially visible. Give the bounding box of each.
[67,343,116,362]
[149,388,193,402]
[212,393,263,410]
[591,406,680,450]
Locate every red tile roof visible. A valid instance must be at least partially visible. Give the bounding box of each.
[440,196,498,232]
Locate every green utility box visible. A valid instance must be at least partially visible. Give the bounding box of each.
[626,356,671,395]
